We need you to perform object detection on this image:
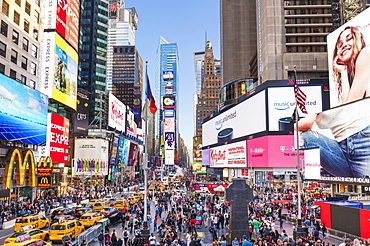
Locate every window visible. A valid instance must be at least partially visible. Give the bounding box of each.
[15,0,21,6]
[0,63,4,74]
[34,0,40,6]
[10,69,16,80]
[30,62,36,75]
[0,42,6,57]
[11,49,18,64]
[12,30,19,44]
[21,56,27,70]
[21,75,26,84]
[2,1,9,16]
[31,44,37,58]
[1,21,8,37]
[25,2,31,15]
[24,20,30,33]
[30,80,36,89]
[23,38,29,51]
[34,11,39,23]
[14,11,20,25]
[33,28,38,40]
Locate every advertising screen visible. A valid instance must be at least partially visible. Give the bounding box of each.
[117,137,130,166]
[74,139,109,175]
[164,109,175,117]
[128,143,139,166]
[163,71,174,81]
[126,110,135,136]
[164,118,175,132]
[202,149,210,166]
[267,86,323,131]
[165,149,174,165]
[108,93,126,132]
[47,113,69,163]
[163,96,176,108]
[110,136,119,165]
[209,141,247,168]
[73,91,89,134]
[40,33,78,110]
[165,132,175,151]
[0,74,48,145]
[247,135,302,168]
[202,90,266,147]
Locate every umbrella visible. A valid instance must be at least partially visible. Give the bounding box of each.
[310,225,316,228]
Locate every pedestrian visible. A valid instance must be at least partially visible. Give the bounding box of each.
[80,240,87,246]
[321,223,327,239]
[231,237,239,246]
[62,233,72,246]
[279,218,284,230]
[116,237,123,246]
[241,235,252,246]
[98,232,105,246]
[149,233,156,246]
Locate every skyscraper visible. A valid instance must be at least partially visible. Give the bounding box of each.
[78,0,109,127]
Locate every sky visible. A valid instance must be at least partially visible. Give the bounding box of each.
[125,1,220,153]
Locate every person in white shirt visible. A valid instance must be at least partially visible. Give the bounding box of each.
[149,233,156,245]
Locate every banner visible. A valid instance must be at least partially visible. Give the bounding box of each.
[110,136,119,165]
[210,141,247,168]
[46,113,69,163]
[108,93,126,132]
[73,91,89,134]
[117,137,130,166]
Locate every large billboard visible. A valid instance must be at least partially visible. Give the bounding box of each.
[46,113,70,163]
[74,139,109,175]
[40,33,78,110]
[126,110,136,136]
[298,8,370,183]
[117,137,130,166]
[108,93,126,132]
[202,90,266,147]
[73,91,89,134]
[209,141,247,168]
[267,86,323,131]
[164,118,175,132]
[0,74,48,145]
[44,0,80,51]
[247,135,302,168]
[109,136,119,165]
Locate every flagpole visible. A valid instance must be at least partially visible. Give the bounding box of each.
[143,61,149,239]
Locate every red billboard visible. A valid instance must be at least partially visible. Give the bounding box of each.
[56,0,80,51]
[48,113,70,163]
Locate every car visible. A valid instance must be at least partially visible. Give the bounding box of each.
[14,215,50,232]
[4,229,50,244]
[80,213,105,227]
[113,200,129,210]
[49,220,84,243]
[77,203,93,209]
[51,215,75,224]
[4,238,51,246]
[93,202,107,212]
[74,208,95,218]
[100,207,121,224]
[51,208,75,220]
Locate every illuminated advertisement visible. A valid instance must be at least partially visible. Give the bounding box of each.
[163,96,176,108]
[40,33,78,110]
[74,139,109,175]
[202,90,266,147]
[165,86,174,95]
[109,1,117,19]
[163,71,174,81]
[296,8,370,183]
[46,113,69,163]
[73,91,89,134]
[267,86,323,131]
[303,148,321,180]
[164,118,175,132]
[210,141,247,168]
[117,137,130,166]
[164,109,175,118]
[44,0,80,51]
[165,132,175,151]
[128,143,139,166]
[202,149,210,166]
[108,93,126,132]
[0,74,48,145]
[165,149,174,165]
[110,136,119,165]
[247,135,302,168]
[126,110,135,136]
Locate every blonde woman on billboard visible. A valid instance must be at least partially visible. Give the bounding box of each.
[297,26,370,178]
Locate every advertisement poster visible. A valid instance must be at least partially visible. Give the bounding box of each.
[165,132,175,151]
[117,137,130,166]
[202,149,210,166]
[108,93,126,132]
[303,148,321,180]
[73,90,89,134]
[47,113,70,163]
[0,74,48,145]
[110,136,119,165]
[40,33,78,110]
[128,143,138,166]
[126,110,135,136]
[210,141,247,168]
[163,96,176,108]
[247,135,302,168]
[74,139,109,175]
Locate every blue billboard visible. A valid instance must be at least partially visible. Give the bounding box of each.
[0,74,48,145]
[117,137,130,166]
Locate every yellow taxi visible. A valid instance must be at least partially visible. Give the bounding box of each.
[80,213,105,227]
[4,238,51,246]
[132,192,144,199]
[14,215,50,232]
[113,200,126,210]
[4,229,50,244]
[88,199,98,206]
[49,220,84,243]
[126,196,139,204]
[92,202,107,212]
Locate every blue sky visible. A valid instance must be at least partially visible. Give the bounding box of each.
[125,1,220,152]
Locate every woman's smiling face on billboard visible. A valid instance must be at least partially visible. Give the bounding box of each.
[336,29,355,64]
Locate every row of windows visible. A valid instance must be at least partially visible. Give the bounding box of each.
[284,0,330,5]
[0,41,37,74]
[285,17,332,24]
[286,36,326,43]
[286,45,327,52]
[0,62,36,88]
[285,8,331,15]
[285,26,332,34]
[2,1,40,40]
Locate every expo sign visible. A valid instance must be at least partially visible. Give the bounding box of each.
[56,0,80,51]
[48,113,69,163]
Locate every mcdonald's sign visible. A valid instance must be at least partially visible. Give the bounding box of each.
[37,176,51,187]
[37,156,53,173]
[3,148,37,189]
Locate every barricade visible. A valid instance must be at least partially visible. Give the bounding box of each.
[73,224,102,246]
[127,237,148,246]
[2,219,15,229]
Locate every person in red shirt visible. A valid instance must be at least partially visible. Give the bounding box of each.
[189,218,197,233]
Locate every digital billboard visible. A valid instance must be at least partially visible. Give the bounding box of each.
[126,110,135,136]
[108,93,126,132]
[117,137,130,167]
[163,71,174,81]
[73,91,89,134]
[40,32,78,110]
[44,0,80,51]
[165,132,175,151]
[267,86,323,131]
[0,74,48,145]
[209,141,247,168]
[202,149,210,166]
[110,136,119,165]
[202,90,266,147]
[247,135,302,168]
[164,118,175,132]
[297,8,370,183]
[46,113,70,163]
[74,139,109,175]
[164,109,175,117]
[163,96,176,108]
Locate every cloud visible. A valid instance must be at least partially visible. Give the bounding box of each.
[0,85,18,101]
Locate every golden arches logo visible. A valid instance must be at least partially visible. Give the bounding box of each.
[3,148,36,189]
[37,156,53,173]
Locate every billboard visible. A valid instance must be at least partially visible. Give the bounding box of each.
[117,137,130,166]
[73,91,89,134]
[165,149,174,165]
[163,71,174,81]
[126,110,135,136]
[164,109,175,117]
[202,90,266,147]
[209,141,247,168]
[44,0,80,51]
[46,113,69,163]
[40,33,78,110]
[165,132,175,151]
[110,136,119,165]
[163,96,176,108]
[247,135,302,168]
[164,118,175,132]
[108,93,126,132]
[74,139,109,175]
[202,149,210,166]
[267,86,323,131]
[0,74,48,145]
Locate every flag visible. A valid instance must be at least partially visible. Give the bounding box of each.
[144,71,157,115]
[290,107,297,125]
[294,84,308,114]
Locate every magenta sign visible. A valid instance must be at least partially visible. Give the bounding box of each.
[247,135,302,168]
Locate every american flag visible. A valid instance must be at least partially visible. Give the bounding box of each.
[294,84,308,114]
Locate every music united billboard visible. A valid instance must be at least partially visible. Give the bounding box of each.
[0,74,48,145]
[300,8,370,183]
